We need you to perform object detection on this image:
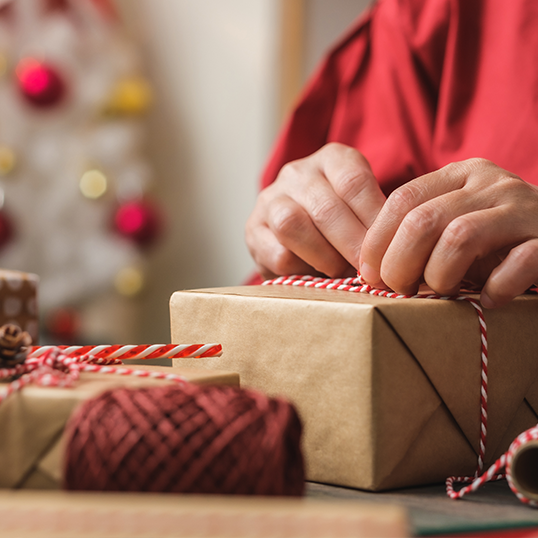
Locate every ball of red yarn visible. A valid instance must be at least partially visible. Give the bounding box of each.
[63,383,305,496]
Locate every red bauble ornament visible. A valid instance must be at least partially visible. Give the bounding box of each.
[16,58,66,108]
[0,210,13,251]
[46,307,80,344]
[114,200,160,247]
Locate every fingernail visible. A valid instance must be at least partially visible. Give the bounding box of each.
[481,292,495,309]
[360,262,381,286]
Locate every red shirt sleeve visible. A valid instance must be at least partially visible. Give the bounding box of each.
[261,0,453,195]
[250,0,538,284]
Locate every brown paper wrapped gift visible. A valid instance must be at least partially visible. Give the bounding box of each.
[0,365,239,489]
[170,285,538,491]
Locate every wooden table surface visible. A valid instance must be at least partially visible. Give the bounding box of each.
[306,481,538,536]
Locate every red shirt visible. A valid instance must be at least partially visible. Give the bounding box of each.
[261,0,538,195]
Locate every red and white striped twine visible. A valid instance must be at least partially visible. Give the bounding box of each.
[264,274,537,506]
[446,424,538,507]
[0,347,190,406]
[28,343,222,362]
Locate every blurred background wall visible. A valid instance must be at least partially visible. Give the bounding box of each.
[121,0,370,343]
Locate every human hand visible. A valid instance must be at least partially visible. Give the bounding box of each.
[359,158,538,307]
[246,143,386,280]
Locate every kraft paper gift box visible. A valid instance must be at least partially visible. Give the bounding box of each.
[0,365,239,489]
[169,285,538,491]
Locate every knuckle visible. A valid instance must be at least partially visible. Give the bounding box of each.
[464,157,493,170]
[309,197,340,227]
[447,157,493,176]
[257,185,277,208]
[321,141,348,155]
[278,160,303,183]
[438,160,466,178]
[440,158,495,185]
[499,173,525,191]
[509,242,538,271]
[441,216,477,252]
[269,204,305,239]
[320,142,368,166]
[509,173,525,185]
[385,184,421,216]
[333,169,371,202]
[400,205,439,238]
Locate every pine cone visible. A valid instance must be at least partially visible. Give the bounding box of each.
[0,324,32,368]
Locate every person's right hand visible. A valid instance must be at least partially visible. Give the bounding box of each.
[245,143,386,280]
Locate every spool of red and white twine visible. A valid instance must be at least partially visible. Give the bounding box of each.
[264,274,538,507]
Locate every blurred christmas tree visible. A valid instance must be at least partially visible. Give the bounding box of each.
[0,0,160,343]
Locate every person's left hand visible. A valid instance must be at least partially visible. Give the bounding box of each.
[359,158,538,308]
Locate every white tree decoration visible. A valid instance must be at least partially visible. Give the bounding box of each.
[0,0,154,341]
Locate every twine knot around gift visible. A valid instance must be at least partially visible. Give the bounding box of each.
[0,339,225,399]
[263,274,538,507]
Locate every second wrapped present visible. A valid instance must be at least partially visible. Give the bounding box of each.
[0,364,239,489]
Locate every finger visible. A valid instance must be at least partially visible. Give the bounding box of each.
[481,239,538,308]
[360,162,472,286]
[280,163,369,270]
[313,143,386,228]
[247,223,321,279]
[379,189,496,293]
[246,204,318,277]
[266,194,354,277]
[421,207,518,295]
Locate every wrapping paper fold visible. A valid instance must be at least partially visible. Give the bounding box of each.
[170,285,538,491]
[0,365,239,489]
